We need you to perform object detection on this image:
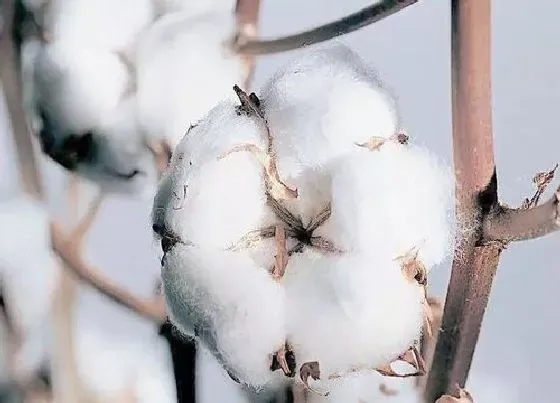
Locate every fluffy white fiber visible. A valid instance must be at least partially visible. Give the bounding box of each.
[135,11,246,148]
[153,44,453,391]
[0,196,59,381]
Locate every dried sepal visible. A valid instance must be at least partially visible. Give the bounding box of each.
[355,131,410,151]
[395,245,427,286]
[300,361,329,397]
[375,346,426,378]
[309,236,344,254]
[272,224,288,280]
[270,343,296,377]
[227,225,276,251]
[522,163,558,208]
[435,388,474,403]
[306,203,332,232]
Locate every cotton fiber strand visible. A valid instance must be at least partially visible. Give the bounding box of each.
[152,101,273,249]
[283,251,424,378]
[162,246,286,387]
[152,0,235,17]
[136,11,245,147]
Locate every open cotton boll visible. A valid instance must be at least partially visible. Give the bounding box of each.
[283,251,424,378]
[315,143,453,269]
[162,245,286,387]
[152,101,273,249]
[0,196,59,334]
[45,0,155,52]
[261,44,399,177]
[136,11,245,147]
[34,41,131,134]
[73,97,158,195]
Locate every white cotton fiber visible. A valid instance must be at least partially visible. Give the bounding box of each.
[44,0,155,53]
[284,250,424,378]
[152,101,273,249]
[152,0,235,17]
[135,11,245,147]
[34,41,131,134]
[315,143,453,268]
[0,196,59,334]
[261,44,399,178]
[162,245,286,387]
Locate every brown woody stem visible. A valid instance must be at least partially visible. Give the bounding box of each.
[234,0,417,55]
[482,191,560,242]
[424,1,500,401]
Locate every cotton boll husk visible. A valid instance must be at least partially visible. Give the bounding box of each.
[284,250,424,378]
[152,101,274,249]
[74,97,158,195]
[44,0,155,53]
[162,245,286,387]
[315,143,453,269]
[0,196,59,333]
[136,11,245,147]
[261,44,399,178]
[34,41,131,134]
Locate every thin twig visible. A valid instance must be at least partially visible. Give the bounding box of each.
[234,0,418,55]
[235,0,261,88]
[50,221,166,324]
[0,0,43,199]
[424,1,499,400]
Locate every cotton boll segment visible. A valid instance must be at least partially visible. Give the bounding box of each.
[261,44,399,177]
[152,101,273,249]
[316,143,453,269]
[34,41,131,134]
[284,251,424,379]
[45,0,155,53]
[0,196,59,334]
[162,246,286,387]
[136,11,245,148]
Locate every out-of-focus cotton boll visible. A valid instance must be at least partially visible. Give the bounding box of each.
[44,0,155,53]
[261,44,399,177]
[316,144,453,268]
[284,251,424,378]
[0,197,59,382]
[152,0,235,17]
[152,101,272,249]
[0,196,59,333]
[34,42,130,134]
[136,11,245,148]
[162,246,286,388]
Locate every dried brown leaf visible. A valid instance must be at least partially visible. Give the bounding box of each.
[435,388,474,403]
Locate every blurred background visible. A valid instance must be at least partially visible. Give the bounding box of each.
[1,0,559,402]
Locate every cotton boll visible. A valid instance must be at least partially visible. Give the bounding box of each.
[73,97,158,195]
[34,41,131,134]
[261,44,399,177]
[284,251,424,378]
[316,144,453,269]
[152,101,273,249]
[162,245,286,387]
[136,11,245,147]
[45,0,155,53]
[0,196,59,334]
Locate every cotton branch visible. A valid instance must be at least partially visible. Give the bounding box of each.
[50,221,166,324]
[235,0,260,88]
[0,0,43,200]
[234,0,418,55]
[424,1,500,401]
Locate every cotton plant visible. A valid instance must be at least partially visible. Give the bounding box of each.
[151,43,454,398]
[19,0,243,195]
[0,195,60,386]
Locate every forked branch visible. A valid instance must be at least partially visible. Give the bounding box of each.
[234,0,418,55]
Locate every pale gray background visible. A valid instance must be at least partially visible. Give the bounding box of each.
[1,0,559,401]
